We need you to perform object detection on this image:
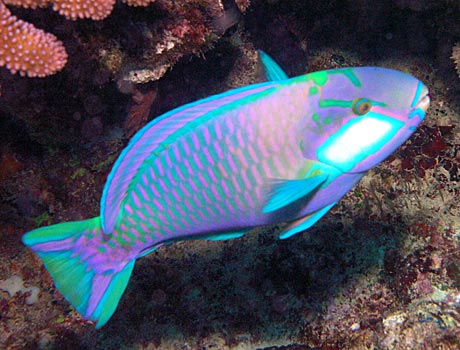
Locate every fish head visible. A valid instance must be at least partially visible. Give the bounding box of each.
[301,67,430,174]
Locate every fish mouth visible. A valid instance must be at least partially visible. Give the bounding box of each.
[412,82,430,112]
[409,84,430,122]
[415,93,430,112]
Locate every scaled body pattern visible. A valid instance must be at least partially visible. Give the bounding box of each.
[23,52,430,328]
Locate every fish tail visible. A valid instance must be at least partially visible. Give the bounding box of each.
[22,217,134,328]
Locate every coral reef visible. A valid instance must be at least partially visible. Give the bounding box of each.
[0,0,223,78]
[1,0,460,349]
[123,84,157,137]
[452,43,460,77]
[4,0,117,20]
[0,1,67,77]
[0,0,156,77]
[97,0,225,84]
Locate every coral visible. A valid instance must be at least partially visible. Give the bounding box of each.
[1,0,234,80]
[105,0,226,84]
[235,0,250,12]
[452,43,460,77]
[0,1,67,77]
[3,0,114,20]
[123,85,157,138]
[123,0,155,7]
[0,0,157,77]
[2,0,460,349]
[3,0,157,20]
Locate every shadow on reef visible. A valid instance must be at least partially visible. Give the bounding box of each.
[3,2,460,348]
[79,215,408,349]
[244,0,460,116]
[150,40,239,118]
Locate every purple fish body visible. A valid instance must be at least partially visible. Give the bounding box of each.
[23,52,430,328]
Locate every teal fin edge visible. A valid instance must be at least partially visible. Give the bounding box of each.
[37,250,135,329]
[258,50,289,81]
[263,174,328,213]
[201,230,250,241]
[93,260,135,328]
[22,217,100,246]
[279,202,337,239]
[23,217,135,329]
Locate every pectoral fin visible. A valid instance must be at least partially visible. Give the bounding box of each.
[279,202,336,239]
[263,173,328,213]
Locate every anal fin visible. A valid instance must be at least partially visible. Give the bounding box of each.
[279,202,336,239]
[201,229,251,241]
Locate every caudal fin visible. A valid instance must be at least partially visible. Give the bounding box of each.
[22,217,135,328]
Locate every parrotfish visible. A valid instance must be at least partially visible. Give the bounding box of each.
[23,51,430,328]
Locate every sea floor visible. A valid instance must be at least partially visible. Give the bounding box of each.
[1,1,460,349]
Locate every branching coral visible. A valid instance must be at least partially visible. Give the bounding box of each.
[0,0,157,77]
[0,1,67,77]
[3,0,157,20]
[0,0,243,79]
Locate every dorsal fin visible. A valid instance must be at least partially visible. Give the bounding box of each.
[100,82,278,234]
[258,50,289,81]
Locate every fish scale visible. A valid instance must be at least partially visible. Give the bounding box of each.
[121,91,300,242]
[22,51,430,328]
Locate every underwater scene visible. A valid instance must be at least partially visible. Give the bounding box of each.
[1,0,460,349]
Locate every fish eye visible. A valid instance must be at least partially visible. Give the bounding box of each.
[352,98,372,115]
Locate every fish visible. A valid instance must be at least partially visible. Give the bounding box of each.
[22,51,430,328]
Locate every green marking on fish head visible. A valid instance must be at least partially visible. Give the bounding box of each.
[309,86,319,96]
[311,113,323,133]
[310,71,328,86]
[328,68,362,87]
[299,67,430,174]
